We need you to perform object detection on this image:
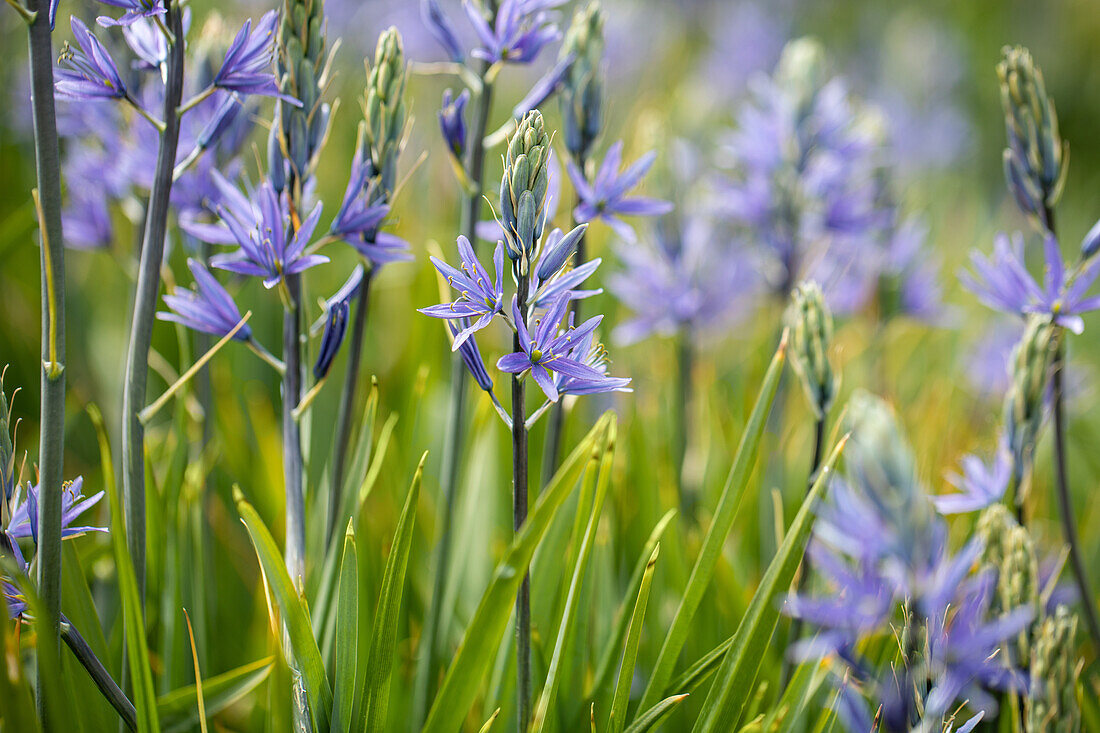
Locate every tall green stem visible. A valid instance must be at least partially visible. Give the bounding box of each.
[512,272,531,731]
[121,0,185,603]
[25,0,66,720]
[282,271,305,581]
[412,69,495,729]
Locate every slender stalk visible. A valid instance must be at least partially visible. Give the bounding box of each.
[25,0,66,719]
[781,414,826,688]
[512,273,531,732]
[61,618,138,731]
[412,68,495,729]
[282,272,305,581]
[328,268,374,543]
[675,328,694,519]
[1051,341,1100,650]
[121,0,185,603]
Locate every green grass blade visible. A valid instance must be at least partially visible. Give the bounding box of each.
[235,490,333,731]
[421,413,613,733]
[665,636,730,699]
[157,657,274,733]
[360,453,427,732]
[332,523,358,733]
[531,421,617,733]
[691,436,847,733]
[771,661,827,733]
[637,337,788,714]
[622,694,689,733]
[89,405,159,733]
[0,600,38,732]
[589,509,677,702]
[608,543,660,733]
[478,709,501,732]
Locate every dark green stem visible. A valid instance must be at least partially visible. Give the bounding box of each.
[121,0,185,604]
[412,67,495,730]
[328,268,374,543]
[513,272,531,732]
[25,0,66,719]
[675,329,694,519]
[282,273,305,581]
[62,618,137,731]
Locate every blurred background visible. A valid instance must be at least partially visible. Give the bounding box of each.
[3,0,1100,728]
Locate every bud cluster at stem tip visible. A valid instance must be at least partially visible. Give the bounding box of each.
[1027,605,1081,733]
[365,27,407,193]
[786,280,837,420]
[1003,314,1056,497]
[977,504,1039,653]
[274,0,330,190]
[559,2,604,161]
[500,110,552,274]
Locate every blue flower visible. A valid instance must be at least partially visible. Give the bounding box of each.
[207,173,329,288]
[313,266,364,379]
[568,141,672,242]
[933,444,1012,515]
[496,292,605,402]
[438,88,470,159]
[528,225,601,309]
[330,141,411,265]
[56,17,128,101]
[421,0,466,63]
[5,477,105,546]
[420,236,505,350]
[95,0,164,28]
[157,258,252,341]
[552,327,631,397]
[213,11,300,104]
[463,0,562,65]
[513,52,574,119]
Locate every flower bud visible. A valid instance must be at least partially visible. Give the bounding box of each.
[1026,605,1080,733]
[277,0,328,181]
[438,88,470,160]
[776,37,828,119]
[1002,524,1040,653]
[997,46,1067,233]
[537,224,587,280]
[501,110,551,271]
[1080,217,1100,260]
[365,27,407,192]
[786,281,838,419]
[0,371,14,504]
[559,2,604,160]
[1003,315,1056,497]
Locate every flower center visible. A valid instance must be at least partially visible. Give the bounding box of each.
[530,348,543,362]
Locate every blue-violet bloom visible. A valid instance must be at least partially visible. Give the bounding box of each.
[568,141,672,242]
[157,258,252,341]
[56,18,128,101]
[420,236,505,349]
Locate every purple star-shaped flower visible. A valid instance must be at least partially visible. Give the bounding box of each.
[552,327,631,397]
[933,444,1012,515]
[95,0,164,28]
[56,17,128,101]
[421,0,466,63]
[419,236,505,350]
[208,174,328,288]
[567,141,672,242]
[330,144,411,266]
[213,11,300,104]
[157,258,252,341]
[6,477,105,545]
[463,0,562,65]
[496,292,605,402]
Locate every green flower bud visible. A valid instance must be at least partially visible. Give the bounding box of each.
[997,46,1068,232]
[277,0,329,181]
[0,369,14,505]
[776,37,828,120]
[559,2,604,160]
[786,281,838,419]
[364,27,407,192]
[1003,315,1056,499]
[1003,524,1040,654]
[501,110,551,272]
[1027,606,1081,733]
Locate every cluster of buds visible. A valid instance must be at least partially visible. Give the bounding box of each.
[364,28,407,193]
[500,110,552,273]
[998,46,1067,234]
[273,0,332,190]
[786,281,838,420]
[0,371,14,509]
[559,2,604,161]
[1026,606,1081,732]
[1003,314,1056,497]
[976,504,1039,654]
[775,37,829,124]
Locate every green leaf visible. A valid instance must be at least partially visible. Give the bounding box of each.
[236,490,333,731]
[768,661,827,733]
[691,436,848,733]
[608,543,660,733]
[89,405,159,733]
[531,421,617,733]
[622,694,689,733]
[0,599,37,732]
[637,338,788,715]
[360,453,427,732]
[421,413,614,733]
[157,657,274,733]
[332,524,358,733]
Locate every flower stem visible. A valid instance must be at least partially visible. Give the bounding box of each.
[25,0,66,719]
[1050,339,1100,650]
[412,65,495,729]
[282,273,306,582]
[121,0,185,606]
[328,268,374,544]
[675,328,695,518]
[61,617,137,731]
[512,272,531,732]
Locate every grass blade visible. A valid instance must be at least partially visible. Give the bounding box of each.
[623,694,689,733]
[690,436,848,733]
[421,413,614,733]
[636,336,788,715]
[607,543,660,733]
[157,657,274,733]
[333,523,358,733]
[360,453,427,732]
[236,489,333,731]
[182,610,207,733]
[89,404,160,733]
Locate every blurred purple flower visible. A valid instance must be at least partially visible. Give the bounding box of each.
[56,18,128,101]
[157,258,252,341]
[95,0,164,28]
[438,88,470,159]
[214,11,300,104]
[933,445,1012,515]
[568,141,671,243]
[330,140,411,266]
[422,0,466,62]
[420,237,505,350]
[463,0,563,65]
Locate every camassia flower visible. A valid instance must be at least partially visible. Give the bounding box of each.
[207,173,328,288]
[330,141,411,265]
[567,141,672,242]
[4,477,105,560]
[312,266,364,380]
[438,88,470,159]
[496,292,607,402]
[933,444,1012,515]
[464,0,563,65]
[213,10,299,103]
[95,0,164,28]
[420,237,505,349]
[552,328,631,397]
[157,258,252,341]
[55,18,128,101]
